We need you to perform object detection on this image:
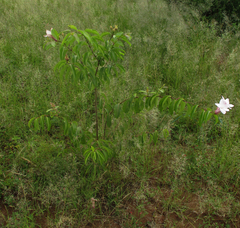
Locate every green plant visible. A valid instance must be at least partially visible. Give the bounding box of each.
[28,25,224,175]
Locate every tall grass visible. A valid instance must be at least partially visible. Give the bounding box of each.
[0,0,240,227]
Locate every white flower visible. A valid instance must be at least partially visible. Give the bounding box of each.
[44,28,53,38]
[215,96,234,114]
[43,28,58,42]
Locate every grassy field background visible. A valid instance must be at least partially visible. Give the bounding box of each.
[1,0,240,227]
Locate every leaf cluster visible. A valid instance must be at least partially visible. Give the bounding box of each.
[45,26,131,90]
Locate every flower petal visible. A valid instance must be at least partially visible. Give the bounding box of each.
[220,109,227,114]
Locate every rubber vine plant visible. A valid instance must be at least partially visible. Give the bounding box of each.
[29,25,226,176]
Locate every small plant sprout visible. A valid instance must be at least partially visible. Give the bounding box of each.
[215,96,234,114]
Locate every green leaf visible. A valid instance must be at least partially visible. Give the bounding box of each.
[96,150,105,164]
[46,117,51,131]
[83,52,90,65]
[150,94,159,109]
[93,150,96,162]
[92,37,99,49]
[198,110,205,127]
[61,33,72,44]
[65,36,75,46]
[75,62,85,72]
[92,35,104,42]
[54,60,66,72]
[134,99,140,113]
[114,104,121,118]
[115,63,125,73]
[110,50,117,62]
[123,99,131,113]
[89,72,99,88]
[114,32,124,38]
[50,41,56,47]
[163,129,169,139]
[174,98,184,113]
[145,96,151,109]
[190,104,199,119]
[169,100,175,115]
[34,119,40,132]
[114,41,124,48]
[143,133,147,144]
[40,115,44,131]
[120,35,131,46]
[79,30,93,44]
[98,67,106,80]
[112,47,125,57]
[45,43,54,50]
[63,118,69,135]
[103,72,110,84]
[69,25,78,30]
[101,146,112,157]
[73,33,80,43]
[83,148,92,164]
[158,95,171,112]
[59,46,64,60]
[106,115,112,127]
[178,101,186,114]
[204,110,213,123]
[100,32,111,38]
[51,28,59,40]
[28,117,35,128]
[85,29,99,35]
[59,65,68,80]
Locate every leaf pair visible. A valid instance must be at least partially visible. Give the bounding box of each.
[28,115,51,132]
[83,140,113,165]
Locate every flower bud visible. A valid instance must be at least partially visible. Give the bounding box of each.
[214,107,221,114]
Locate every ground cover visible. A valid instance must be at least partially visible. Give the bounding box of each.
[0,0,240,227]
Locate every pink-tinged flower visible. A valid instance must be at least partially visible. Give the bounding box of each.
[91,197,97,208]
[215,96,234,114]
[44,28,53,38]
[44,28,58,41]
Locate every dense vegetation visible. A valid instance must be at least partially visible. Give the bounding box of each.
[0,0,240,227]
[168,0,240,30]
